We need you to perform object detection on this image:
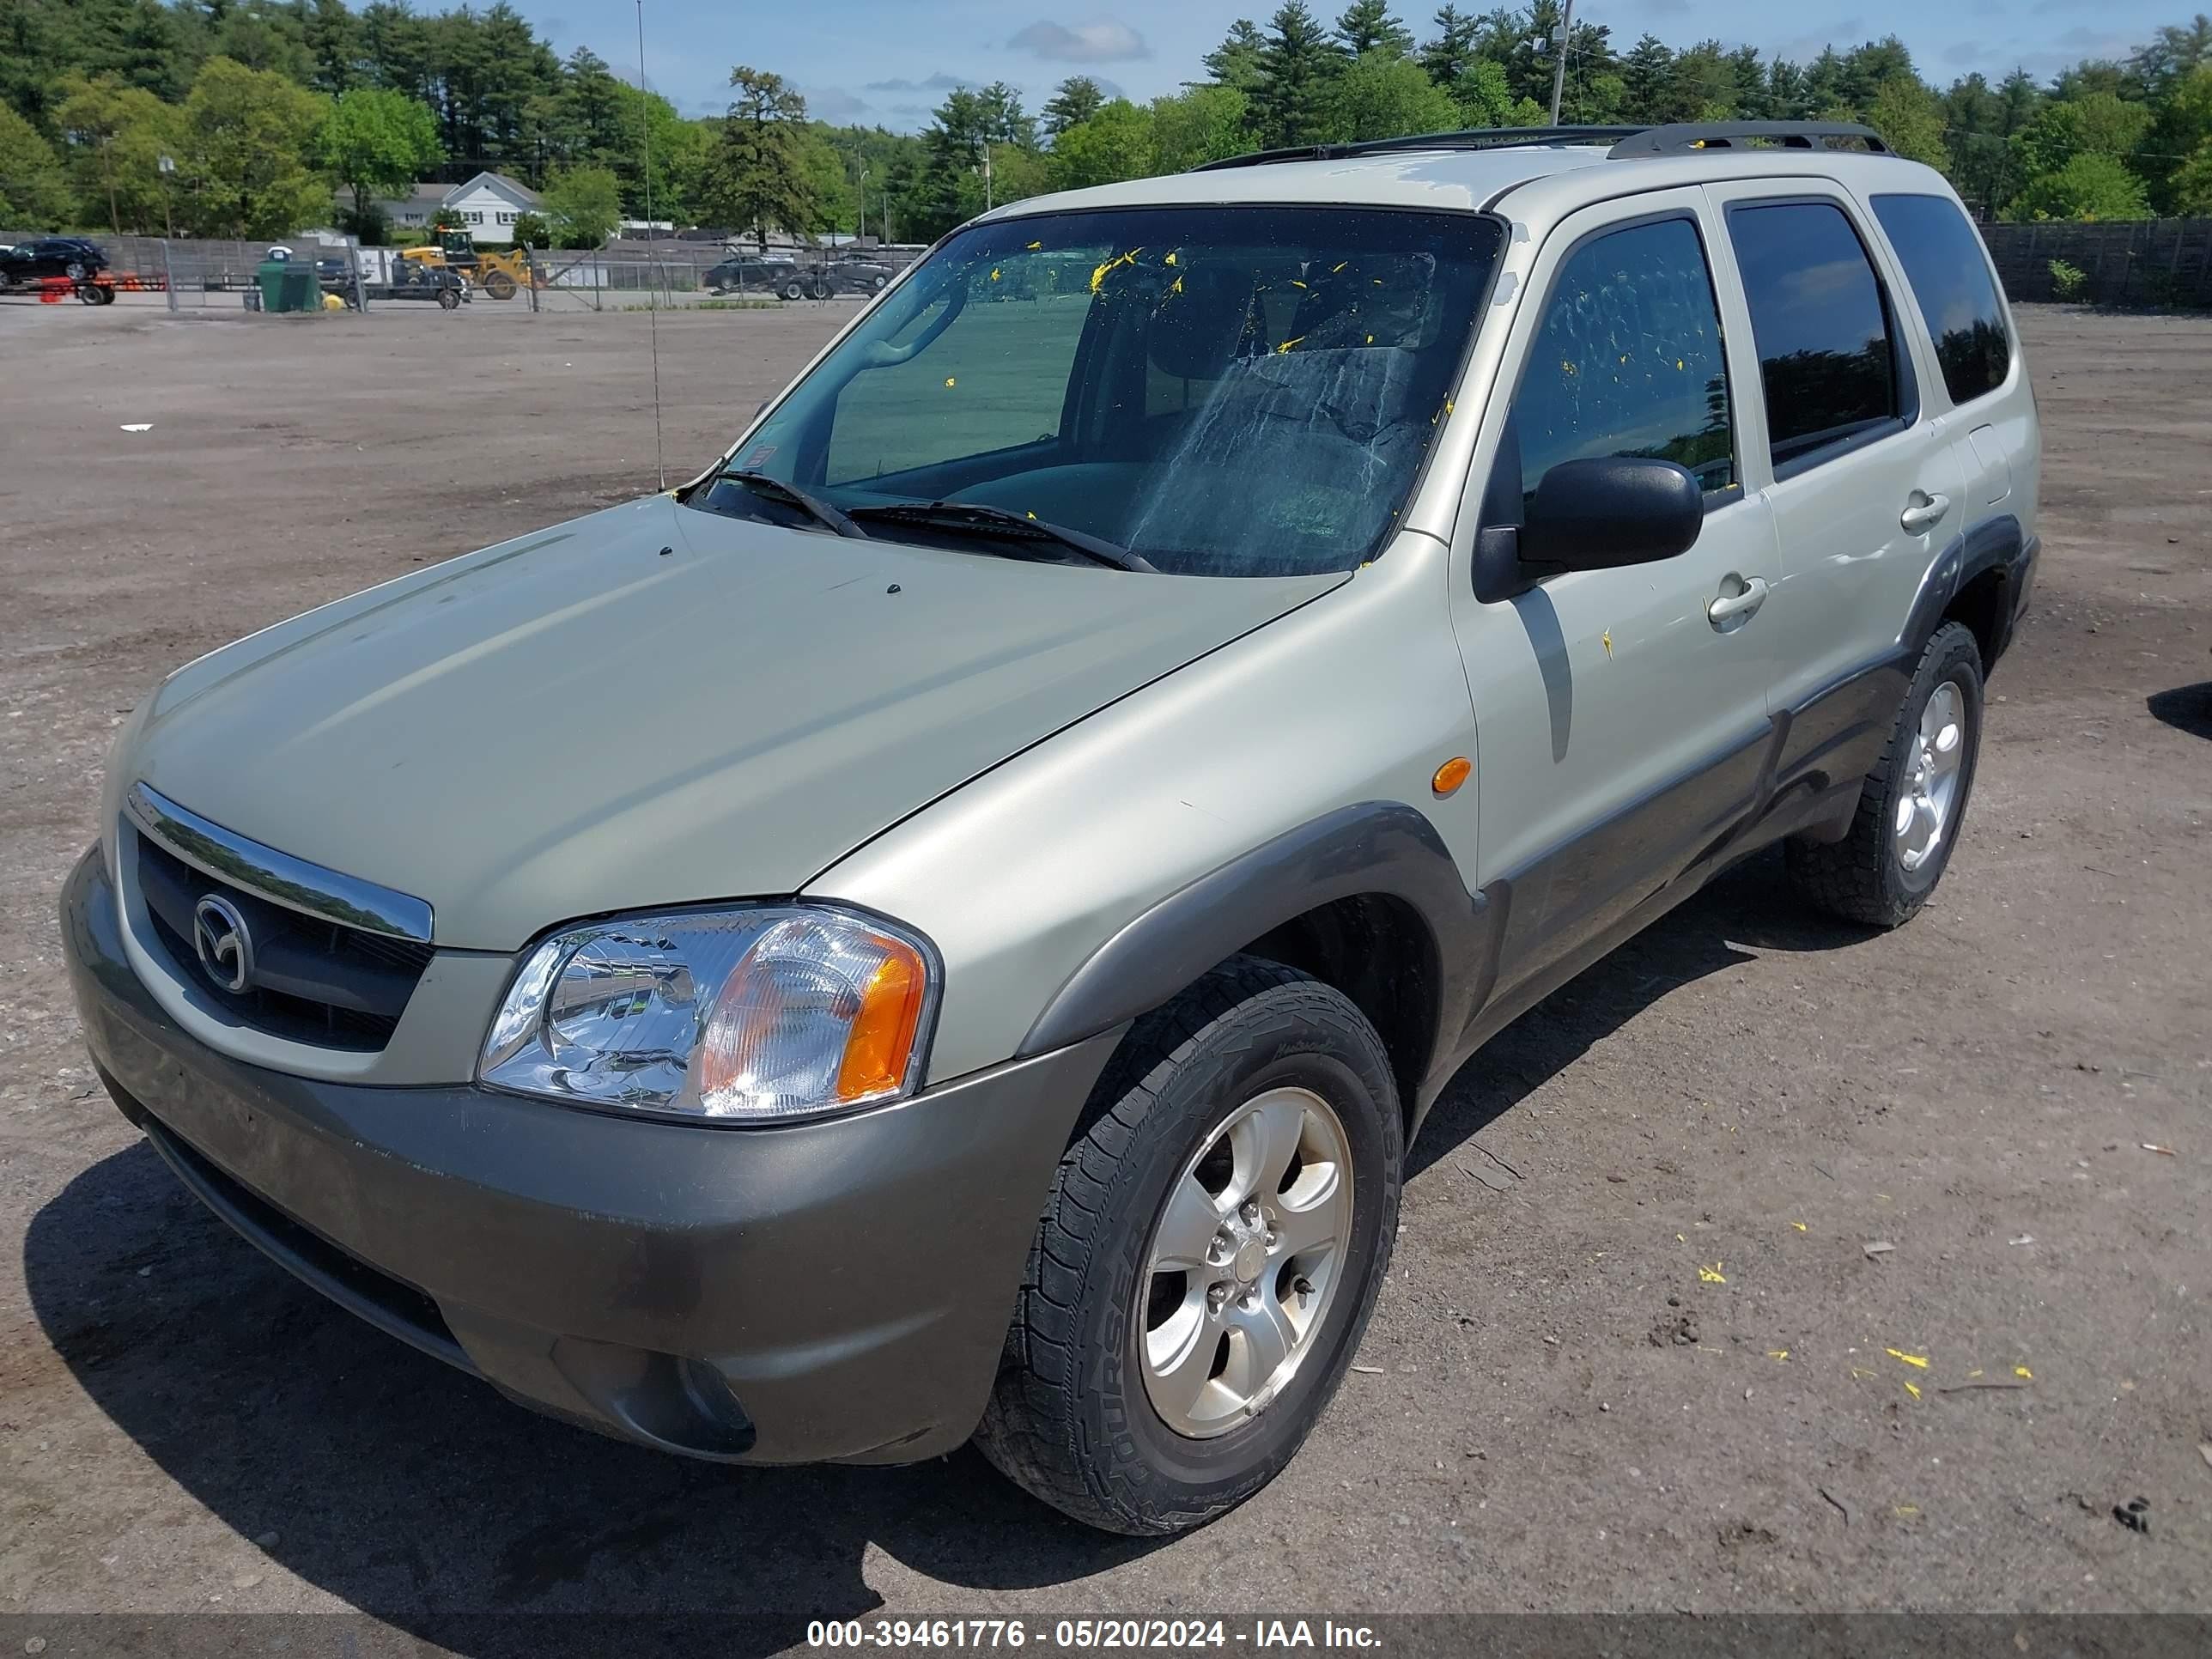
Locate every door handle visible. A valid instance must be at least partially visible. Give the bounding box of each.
[1900,491,1952,535]
[1708,574,1768,627]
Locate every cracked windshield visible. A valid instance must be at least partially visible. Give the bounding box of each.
[697,206,1503,576]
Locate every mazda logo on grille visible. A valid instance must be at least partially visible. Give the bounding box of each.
[191,895,254,994]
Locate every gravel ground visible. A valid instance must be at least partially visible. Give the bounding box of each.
[0,297,2207,1642]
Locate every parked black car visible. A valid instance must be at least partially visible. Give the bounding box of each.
[704,256,809,299]
[0,236,109,284]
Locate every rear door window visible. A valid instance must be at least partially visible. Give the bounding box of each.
[1725,201,1908,476]
[1512,216,1736,501]
[1869,192,2011,406]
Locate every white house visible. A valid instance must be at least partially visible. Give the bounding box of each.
[378,171,544,245]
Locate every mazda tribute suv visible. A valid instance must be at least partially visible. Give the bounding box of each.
[63,122,2039,1534]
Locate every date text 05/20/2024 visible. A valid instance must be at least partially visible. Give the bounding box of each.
[806,1619,1383,1650]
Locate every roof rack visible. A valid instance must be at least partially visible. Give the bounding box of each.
[1607,121,1889,158]
[1191,126,1642,172]
[1186,120,1893,174]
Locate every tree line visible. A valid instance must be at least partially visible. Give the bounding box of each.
[2,0,2209,246]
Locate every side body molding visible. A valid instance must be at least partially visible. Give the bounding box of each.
[1018,801,1503,1101]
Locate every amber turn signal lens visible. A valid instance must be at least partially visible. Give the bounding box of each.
[1431,757,1472,797]
[835,942,927,1102]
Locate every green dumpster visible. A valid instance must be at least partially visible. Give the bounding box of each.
[255,259,319,313]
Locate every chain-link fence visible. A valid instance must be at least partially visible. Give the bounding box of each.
[2,231,922,313]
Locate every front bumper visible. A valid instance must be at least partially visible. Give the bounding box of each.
[60,846,1116,1465]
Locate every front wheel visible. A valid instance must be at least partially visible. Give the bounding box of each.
[1787,620,1984,927]
[779,278,804,301]
[482,269,516,300]
[975,957,1402,1535]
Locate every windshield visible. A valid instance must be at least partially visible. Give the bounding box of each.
[700,204,1502,577]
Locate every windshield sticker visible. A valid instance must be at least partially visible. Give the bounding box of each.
[739,443,776,469]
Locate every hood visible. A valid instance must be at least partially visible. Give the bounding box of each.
[132,495,1342,949]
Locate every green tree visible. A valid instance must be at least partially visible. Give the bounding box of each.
[1330,49,1456,141]
[702,66,815,249]
[1050,98,1154,191]
[318,85,440,234]
[1336,0,1413,58]
[207,1,314,85]
[301,0,362,94]
[1944,70,2040,219]
[54,72,178,233]
[2145,63,2212,209]
[2011,90,2153,180]
[2007,149,2152,221]
[541,161,620,245]
[1454,59,1540,129]
[1205,21,1270,94]
[176,55,331,237]
[1418,4,1480,88]
[1865,75,1948,171]
[1042,75,1106,137]
[1152,84,1254,171]
[508,207,550,246]
[2171,140,2212,213]
[0,100,71,223]
[1618,33,1674,125]
[1253,2,1344,148]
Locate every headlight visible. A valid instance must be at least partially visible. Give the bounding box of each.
[479,906,936,1122]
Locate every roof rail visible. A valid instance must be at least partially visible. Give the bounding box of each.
[1191,126,1642,173]
[1607,121,1890,158]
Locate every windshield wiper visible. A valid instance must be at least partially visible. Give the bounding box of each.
[846,500,1157,573]
[707,469,870,539]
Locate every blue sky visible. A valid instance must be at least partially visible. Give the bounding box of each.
[517,2,2186,130]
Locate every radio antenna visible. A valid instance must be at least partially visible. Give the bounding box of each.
[636,0,665,489]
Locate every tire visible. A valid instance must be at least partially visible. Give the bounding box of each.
[975,957,1403,1535]
[779,278,804,301]
[436,285,459,311]
[483,270,517,300]
[1787,620,1984,927]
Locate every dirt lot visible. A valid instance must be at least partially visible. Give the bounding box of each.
[1,297,2208,1640]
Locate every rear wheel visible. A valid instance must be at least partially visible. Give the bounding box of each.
[483,269,517,300]
[975,957,1402,1535]
[1787,620,1984,927]
[779,278,804,301]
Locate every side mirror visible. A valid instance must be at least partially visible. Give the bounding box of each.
[1472,452,1705,603]
[1522,456,1705,571]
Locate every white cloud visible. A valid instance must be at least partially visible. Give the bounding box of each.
[1007,21,1152,64]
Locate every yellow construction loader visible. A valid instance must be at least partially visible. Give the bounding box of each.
[397,231,538,300]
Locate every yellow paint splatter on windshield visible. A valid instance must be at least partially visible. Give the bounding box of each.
[944,376,957,388]
[1699,1262,1727,1284]
[1904,1380,1923,1401]
[1025,240,1042,249]
[989,267,1001,282]
[1169,274,1184,295]
[1332,260,1348,272]
[1886,1348,1929,1370]
[1275,335,1306,354]
[1089,248,1142,293]
[1164,250,1178,264]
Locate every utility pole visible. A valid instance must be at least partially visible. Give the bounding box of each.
[1547,0,1573,126]
[981,142,994,212]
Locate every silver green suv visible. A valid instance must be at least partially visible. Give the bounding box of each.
[63,123,2038,1534]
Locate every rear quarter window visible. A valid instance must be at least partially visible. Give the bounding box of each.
[1869,192,2011,407]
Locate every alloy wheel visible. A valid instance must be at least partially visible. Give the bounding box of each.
[1138,1086,1353,1438]
[1895,678,1967,872]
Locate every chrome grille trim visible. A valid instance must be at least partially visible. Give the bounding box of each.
[125,782,434,944]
